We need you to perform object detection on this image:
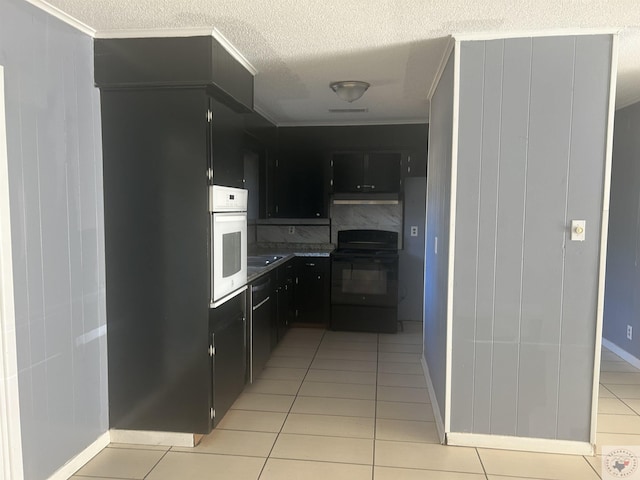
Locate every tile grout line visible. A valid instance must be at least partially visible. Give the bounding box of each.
[142,447,171,480]
[473,447,490,480]
[372,332,380,480]
[255,329,326,479]
[582,452,602,479]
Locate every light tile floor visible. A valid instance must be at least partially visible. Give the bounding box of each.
[71,328,640,479]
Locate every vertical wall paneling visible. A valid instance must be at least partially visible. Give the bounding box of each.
[450,40,484,433]
[557,35,612,441]
[0,0,107,478]
[424,48,454,430]
[490,37,532,437]
[0,63,25,480]
[452,34,612,444]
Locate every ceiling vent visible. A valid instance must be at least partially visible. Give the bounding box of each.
[328,108,369,113]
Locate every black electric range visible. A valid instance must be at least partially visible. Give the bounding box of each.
[330,229,399,333]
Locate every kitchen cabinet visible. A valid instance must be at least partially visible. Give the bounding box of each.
[210,293,246,427]
[94,36,254,112]
[275,261,295,341]
[294,257,330,326]
[249,274,273,381]
[332,151,401,193]
[271,150,329,218]
[96,36,254,435]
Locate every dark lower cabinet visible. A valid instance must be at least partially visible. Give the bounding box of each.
[250,274,273,381]
[294,257,330,326]
[276,261,295,340]
[210,294,246,427]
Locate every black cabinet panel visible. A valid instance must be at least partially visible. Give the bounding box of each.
[273,151,328,218]
[211,97,245,188]
[210,294,246,427]
[366,152,402,192]
[332,152,365,193]
[95,36,253,112]
[250,274,273,379]
[101,88,211,433]
[276,261,295,340]
[294,257,330,325]
[332,151,401,194]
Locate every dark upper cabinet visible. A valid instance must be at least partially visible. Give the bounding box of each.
[94,36,254,113]
[332,152,365,193]
[210,97,245,188]
[332,151,402,193]
[272,150,329,218]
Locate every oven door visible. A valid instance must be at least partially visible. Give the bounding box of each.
[212,211,247,304]
[331,255,398,307]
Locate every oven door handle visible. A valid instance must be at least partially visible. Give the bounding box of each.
[213,214,247,223]
[332,257,397,265]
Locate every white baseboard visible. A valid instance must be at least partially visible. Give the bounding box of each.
[421,356,445,443]
[47,431,110,480]
[109,429,196,447]
[602,338,640,369]
[447,431,594,456]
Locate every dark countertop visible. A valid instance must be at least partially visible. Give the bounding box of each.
[246,247,334,283]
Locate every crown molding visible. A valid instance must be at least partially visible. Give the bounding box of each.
[23,0,96,36]
[453,27,618,42]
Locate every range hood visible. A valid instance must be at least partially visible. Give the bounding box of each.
[331,192,400,205]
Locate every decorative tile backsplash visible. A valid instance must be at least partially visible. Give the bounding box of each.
[257,225,330,244]
[331,203,403,247]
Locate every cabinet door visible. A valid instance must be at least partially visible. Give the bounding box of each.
[332,152,365,193]
[294,258,330,325]
[273,151,328,218]
[276,262,295,341]
[210,97,245,188]
[366,152,401,193]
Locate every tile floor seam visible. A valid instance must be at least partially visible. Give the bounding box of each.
[258,329,326,479]
[141,447,170,480]
[372,332,379,480]
[582,453,601,479]
[473,447,490,480]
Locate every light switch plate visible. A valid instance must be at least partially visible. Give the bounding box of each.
[571,220,586,241]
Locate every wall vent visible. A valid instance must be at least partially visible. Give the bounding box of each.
[328,108,369,113]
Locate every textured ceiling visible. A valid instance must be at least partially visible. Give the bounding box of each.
[42,0,640,125]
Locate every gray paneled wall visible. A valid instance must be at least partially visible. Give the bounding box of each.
[424,51,455,429]
[451,35,611,441]
[0,0,107,478]
[604,101,640,357]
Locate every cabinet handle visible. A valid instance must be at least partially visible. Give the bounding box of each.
[356,185,361,189]
[305,263,315,267]
[253,296,271,311]
[362,184,375,189]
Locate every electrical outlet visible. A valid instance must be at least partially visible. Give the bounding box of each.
[288,226,295,234]
[628,325,633,340]
[410,226,418,237]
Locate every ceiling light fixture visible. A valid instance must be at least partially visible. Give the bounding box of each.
[330,81,370,103]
